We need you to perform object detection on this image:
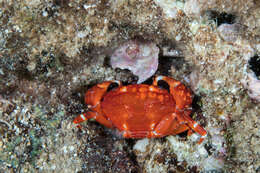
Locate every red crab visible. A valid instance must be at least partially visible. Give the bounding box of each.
[73,76,207,143]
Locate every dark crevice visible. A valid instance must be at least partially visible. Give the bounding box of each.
[248,54,260,79]
[157,56,187,76]
[177,130,188,138]
[207,11,236,27]
[142,77,153,85]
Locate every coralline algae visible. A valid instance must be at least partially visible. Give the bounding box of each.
[110,40,159,83]
[242,55,260,102]
[242,72,260,102]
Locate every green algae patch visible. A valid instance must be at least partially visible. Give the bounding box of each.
[28,130,43,163]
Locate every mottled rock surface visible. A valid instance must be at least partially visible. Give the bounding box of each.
[0,0,259,173]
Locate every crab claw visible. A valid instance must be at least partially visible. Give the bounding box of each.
[154,76,192,110]
[154,76,207,144]
[73,80,121,128]
[85,80,121,107]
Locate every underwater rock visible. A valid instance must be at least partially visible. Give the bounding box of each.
[110,40,159,83]
[202,156,224,172]
[208,127,227,157]
[242,72,260,102]
[217,23,241,42]
[249,55,260,78]
[154,0,184,19]
[133,138,150,153]
[208,11,236,27]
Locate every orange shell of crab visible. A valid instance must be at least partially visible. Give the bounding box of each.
[73,76,207,143]
[102,84,176,137]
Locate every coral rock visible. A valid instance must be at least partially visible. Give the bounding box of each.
[217,24,241,42]
[242,73,260,102]
[110,40,159,83]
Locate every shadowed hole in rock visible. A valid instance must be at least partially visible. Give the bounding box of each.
[191,95,207,127]
[157,55,187,76]
[114,68,138,85]
[207,10,236,27]
[248,54,260,79]
[177,130,188,138]
[142,77,153,85]
[191,95,202,112]
[103,55,111,68]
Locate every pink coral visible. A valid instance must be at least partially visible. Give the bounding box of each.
[242,72,260,102]
[110,40,159,83]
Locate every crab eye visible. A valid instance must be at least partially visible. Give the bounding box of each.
[107,82,120,92]
[157,80,170,93]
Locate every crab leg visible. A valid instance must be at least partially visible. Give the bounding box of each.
[151,113,179,137]
[176,113,207,144]
[73,112,96,124]
[73,111,114,128]
[170,123,190,135]
[85,81,121,107]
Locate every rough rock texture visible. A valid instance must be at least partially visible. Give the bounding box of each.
[0,0,259,172]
